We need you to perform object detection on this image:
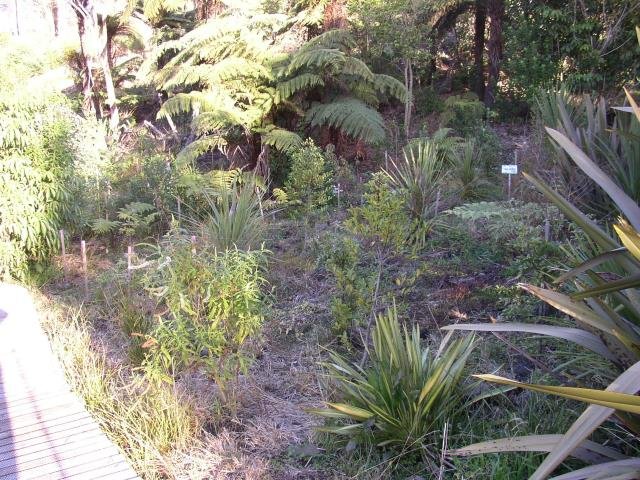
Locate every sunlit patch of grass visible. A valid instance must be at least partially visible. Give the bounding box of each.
[35,292,201,477]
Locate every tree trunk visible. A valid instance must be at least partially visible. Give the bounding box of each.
[196,0,223,21]
[76,11,101,116]
[14,0,19,36]
[97,13,119,133]
[50,0,59,36]
[323,0,347,31]
[427,31,437,86]
[403,59,413,141]
[473,0,486,100]
[484,0,504,109]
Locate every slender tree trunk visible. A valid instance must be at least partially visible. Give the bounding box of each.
[484,0,504,109]
[97,13,119,133]
[473,0,486,100]
[323,0,347,31]
[195,0,223,21]
[14,0,19,36]
[76,12,101,116]
[428,31,437,86]
[50,0,59,36]
[403,59,413,141]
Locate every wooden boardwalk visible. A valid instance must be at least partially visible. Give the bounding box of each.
[0,284,140,480]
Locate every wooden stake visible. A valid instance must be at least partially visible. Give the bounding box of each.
[191,236,196,255]
[81,240,88,296]
[435,189,441,216]
[256,187,264,218]
[127,245,133,272]
[544,217,551,242]
[59,229,65,256]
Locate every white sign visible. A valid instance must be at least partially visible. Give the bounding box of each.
[501,164,518,175]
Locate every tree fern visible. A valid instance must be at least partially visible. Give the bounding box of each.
[305,98,386,144]
[285,48,345,76]
[372,74,408,103]
[342,57,374,82]
[276,73,325,100]
[261,127,303,153]
[176,135,228,165]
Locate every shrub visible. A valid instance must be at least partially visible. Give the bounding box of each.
[312,306,474,463]
[199,182,265,251]
[139,230,268,395]
[284,139,335,219]
[440,93,486,136]
[323,235,374,339]
[413,86,444,114]
[346,173,411,257]
[0,103,84,279]
[384,139,449,246]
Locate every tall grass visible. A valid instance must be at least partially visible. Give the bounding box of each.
[36,292,201,477]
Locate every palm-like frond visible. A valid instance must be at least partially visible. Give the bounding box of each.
[373,74,408,103]
[286,48,345,76]
[176,135,227,165]
[305,98,386,143]
[276,73,325,100]
[261,128,303,153]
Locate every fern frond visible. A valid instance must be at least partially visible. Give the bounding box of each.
[261,128,303,153]
[305,97,386,144]
[286,48,345,75]
[349,82,379,107]
[157,90,239,119]
[142,0,186,22]
[342,57,374,82]
[372,74,407,103]
[276,73,325,99]
[299,29,355,52]
[176,135,228,165]
[192,109,246,134]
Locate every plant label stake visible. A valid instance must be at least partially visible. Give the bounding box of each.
[59,229,65,256]
[191,236,196,255]
[501,164,518,199]
[81,240,88,296]
[256,186,264,218]
[127,245,133,282]
[544,217,551,242]
[177,197,182,223]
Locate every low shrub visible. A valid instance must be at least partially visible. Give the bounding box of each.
[284,138,335,219]
[440,93,486,136]
[312,306,474,467]
[138,230,268,395]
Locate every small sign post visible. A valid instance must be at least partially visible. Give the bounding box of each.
[501,164,518,199]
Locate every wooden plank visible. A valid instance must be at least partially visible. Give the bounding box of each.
[0,413,93,447]
[0,394,77,422]
[0,403,87,436]
[0,420,98,456]
[2,436,119,476]
[64,462,140,480]
[0,428,107,465]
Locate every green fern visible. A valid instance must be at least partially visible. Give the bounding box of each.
[305,98,386,144]
[91,218,120,236]
[261,128,303,153]
[176,135,228,165]
[276,73,325,99]
[286,48,345,76]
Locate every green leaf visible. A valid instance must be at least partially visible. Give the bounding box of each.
[448,434,626,464]
[545,127,640,231]
[441,322,616,362]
